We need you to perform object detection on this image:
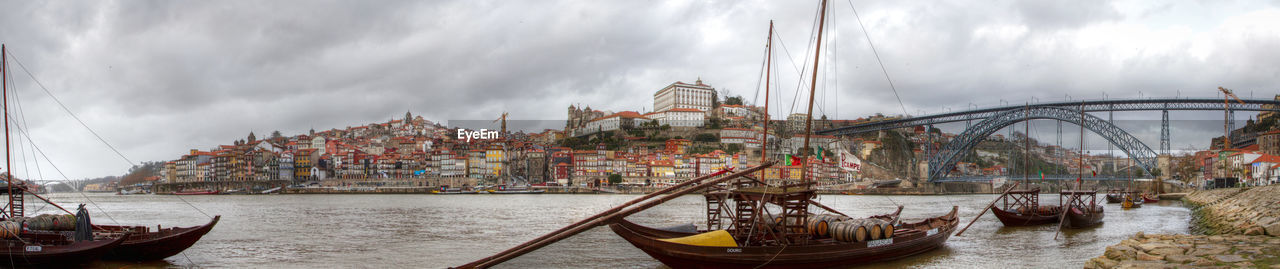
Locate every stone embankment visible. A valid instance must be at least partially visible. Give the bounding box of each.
[1084,232,1280,268]
[1188,186,1280,236]
[1084,185,1280,268]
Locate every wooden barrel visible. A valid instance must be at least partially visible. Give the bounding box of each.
[806,217,829,237]
[0,221,19,239]
[883,220,895,239]
[863,219,884,240]
[828,221,850,242]
[25,214,76,231]
[770,216,805,233]
[828,221,869,242]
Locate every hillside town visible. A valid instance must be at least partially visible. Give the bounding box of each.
[134,78,1280,192]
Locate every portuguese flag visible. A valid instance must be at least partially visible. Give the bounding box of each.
[783,154,802,166]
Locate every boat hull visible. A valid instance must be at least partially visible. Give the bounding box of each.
[172,190,219,195]
[97,216,220,261]
[1061,206,1104,229]
[489,190,546,194]
[0,235,127,266]
[990,206,1060,226]
[609,207,958,269]
[1104,194,1123,203]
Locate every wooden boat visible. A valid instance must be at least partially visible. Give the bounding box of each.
[1104,189,1123,204]
[0,44,220,263]
[173,190,220,195]
[609,206,958,269]
[91,215,220,261]
[989,188,1061,227]
[1142,194,1159,203]
[1121,191,1143,209]
[1059,190,1104,229]
[488,189,546,194]
[487,186,546,194]
[0,232,128,266]
[433,187,480,194]
[0,45,136,266]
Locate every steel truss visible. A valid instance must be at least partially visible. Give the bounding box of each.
[927,106,1157,181]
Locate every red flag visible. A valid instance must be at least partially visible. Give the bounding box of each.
[1091,170,1097,177]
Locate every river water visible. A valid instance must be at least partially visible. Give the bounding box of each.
[33,192,1192,268]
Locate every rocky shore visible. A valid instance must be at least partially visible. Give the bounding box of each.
[1084,185,1280,268]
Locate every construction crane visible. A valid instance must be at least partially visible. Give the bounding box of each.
[493,112,509,134]
[1218,87,1245,150]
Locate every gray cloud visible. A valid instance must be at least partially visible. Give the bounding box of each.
[0,0,1275,179]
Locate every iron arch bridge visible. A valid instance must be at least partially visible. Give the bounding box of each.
[927,106,1156,181]
[818,98,1280,136]
[814,97,1280,182]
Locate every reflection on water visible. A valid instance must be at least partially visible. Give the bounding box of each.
[32,193,1190,268]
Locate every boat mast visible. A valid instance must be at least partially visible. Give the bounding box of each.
[760,21,773,177]
[800,0,828,182]
[1023,104,1029,187]
[2,44,12,218]
[1077,103,1084,190]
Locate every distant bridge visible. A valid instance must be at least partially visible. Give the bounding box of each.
[934,175,1141,183]
[26,179,88,191]
[817,98,1280,182]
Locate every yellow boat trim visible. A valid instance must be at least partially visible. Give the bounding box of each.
[657,230,738,247]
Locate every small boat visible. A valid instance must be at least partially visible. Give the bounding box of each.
[989,188,1062,226]
[261,186,283,194]
[487,186,546,194]
[1059,190,1104,229]
[93,216,221,261]
[1121,191,1143,209]
[1104,189,1123,204]
[433,187,480,194]
[1142,194,1159,203]
[172,190,220,195]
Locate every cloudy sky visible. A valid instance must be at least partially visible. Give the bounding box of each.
[0,0,1277,179]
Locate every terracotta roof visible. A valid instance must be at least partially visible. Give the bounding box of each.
[1250,154,1280,164]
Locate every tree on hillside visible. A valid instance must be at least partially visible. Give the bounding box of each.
[725,95,744,106]
[693,133,719,143]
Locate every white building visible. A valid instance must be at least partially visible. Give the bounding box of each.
[311,136,327,155]
[647,108,705,128]
[578,111,651,135]
[654,78,717,112]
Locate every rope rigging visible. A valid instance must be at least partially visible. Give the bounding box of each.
[3,49,211,218]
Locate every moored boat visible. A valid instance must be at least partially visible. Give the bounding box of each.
[0,232,128,266]
[1104,189,1123,204]
[1121,191,1143,209]
[988,187,1062,227]
[93,216,221,261]
[0,44,218,264]
[1142,193,1159,203]
[609,207,958,269]
[1059,190,1104,229]
[173,189,220,195]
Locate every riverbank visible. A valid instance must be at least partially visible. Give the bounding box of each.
[1084,185,1280,268]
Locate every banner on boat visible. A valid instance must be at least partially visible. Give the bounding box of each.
[835,143,862,173]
